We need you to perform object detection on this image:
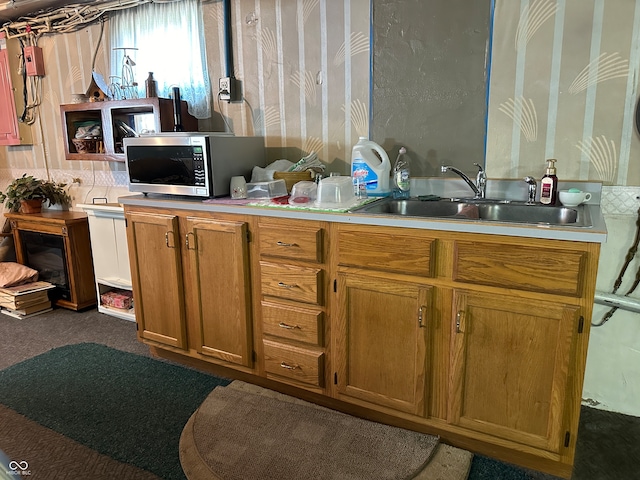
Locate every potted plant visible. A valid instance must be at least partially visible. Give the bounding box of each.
[0,174,72,214]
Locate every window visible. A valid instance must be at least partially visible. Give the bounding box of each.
[109,0,211,119]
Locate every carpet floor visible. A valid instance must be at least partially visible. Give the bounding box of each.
[1,308,639,479]
[0,341,229,479]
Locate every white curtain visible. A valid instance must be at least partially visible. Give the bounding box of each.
[109,0,211,119]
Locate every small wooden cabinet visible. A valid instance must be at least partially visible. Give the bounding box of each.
[60,97,197,162]
[6,211,96,310]
[124,206,253,368]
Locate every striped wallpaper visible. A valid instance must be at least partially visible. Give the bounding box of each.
[486,0,640,186]
[1,0,640,191]
[0,0,370,189]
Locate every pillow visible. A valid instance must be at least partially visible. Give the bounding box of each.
[0,262,39,288]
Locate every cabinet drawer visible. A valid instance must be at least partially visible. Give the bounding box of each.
[262,301,323,346]
[263,340,324,387]
[260,262,322,305]
[453,241,585,296]
[337,227,434,277]
[259,223,323,262]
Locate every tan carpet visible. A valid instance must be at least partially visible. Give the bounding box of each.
[0,404,162,480]
[180,381,472,480]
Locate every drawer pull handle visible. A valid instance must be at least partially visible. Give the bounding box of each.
[278,282,297,289]
[276,241,298,247]
[279,322,301,330]
[280,362,299,370]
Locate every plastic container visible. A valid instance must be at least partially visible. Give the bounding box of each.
[351,137,391,196]
[288,181,317,205]
[392,146,410,199]
[315,176,357,208]
[246,179,288,199]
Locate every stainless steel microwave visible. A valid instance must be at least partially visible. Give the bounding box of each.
[123,133,265,198]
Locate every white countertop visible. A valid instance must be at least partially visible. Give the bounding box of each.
[117,194,608,243]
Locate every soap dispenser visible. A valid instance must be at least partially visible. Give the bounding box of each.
[540,159,558,205]
[392,146,410,199]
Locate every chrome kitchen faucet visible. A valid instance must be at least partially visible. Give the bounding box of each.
[441,163,486,199]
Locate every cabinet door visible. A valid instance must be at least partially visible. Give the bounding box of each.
[87,214,131,286]
[334,273,432,415]
[448,289,579,453]
[0,39,19,144]
[126,212,187,349]
[187,217,253,367]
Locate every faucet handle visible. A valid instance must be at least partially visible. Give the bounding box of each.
[474,163,487,198]
[523,176,537,204]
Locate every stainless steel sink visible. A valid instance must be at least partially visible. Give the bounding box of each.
[351,198,592,227]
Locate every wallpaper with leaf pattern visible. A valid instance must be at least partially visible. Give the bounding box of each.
[486,0,640,186]
[0,0,370,182]
[2,0,640,187]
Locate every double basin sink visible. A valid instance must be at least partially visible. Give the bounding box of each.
[350,197,592,228]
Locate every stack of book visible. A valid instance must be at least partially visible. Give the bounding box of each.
[0,281,55,318]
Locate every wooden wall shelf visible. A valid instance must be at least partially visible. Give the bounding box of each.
[60,97,198,162]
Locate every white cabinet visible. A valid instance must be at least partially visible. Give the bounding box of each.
[79,203,134,321]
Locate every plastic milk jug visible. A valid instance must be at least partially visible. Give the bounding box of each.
[350,137,391,196]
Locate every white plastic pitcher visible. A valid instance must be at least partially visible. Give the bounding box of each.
[350,137,391,196]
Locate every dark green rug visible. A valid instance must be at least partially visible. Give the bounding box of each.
[0,343,230,480]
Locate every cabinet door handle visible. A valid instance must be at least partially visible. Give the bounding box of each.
[165,231,175,248]
[456,310,463,333]
[279,322,301,330]
[280,362,299,370]
[185,232,196,250]
[277,281,297,289]
[418,305,427,328]
[276,241,298,247]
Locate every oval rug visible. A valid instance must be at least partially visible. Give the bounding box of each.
[179,381,441,480]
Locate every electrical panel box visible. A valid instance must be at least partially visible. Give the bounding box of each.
[24,46,45,77]
[0,32,33,145]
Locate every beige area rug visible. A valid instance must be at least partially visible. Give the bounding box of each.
[180,381,472,480]
[0,404,161,480]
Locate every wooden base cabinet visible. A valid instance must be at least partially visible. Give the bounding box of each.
[254,218,329,392]
[334,273,431,416]
[186,216,252,367]
[125,211,187,348]
[124,207,601,479]
[448,289,580,453]
[330,224,599,478]
[124,207,253,368]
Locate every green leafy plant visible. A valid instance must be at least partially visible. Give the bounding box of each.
[0,174,71,212]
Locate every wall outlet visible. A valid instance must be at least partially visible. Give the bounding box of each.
[219,77,234,102]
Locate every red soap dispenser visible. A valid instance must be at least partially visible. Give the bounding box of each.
[540,159,558,205]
